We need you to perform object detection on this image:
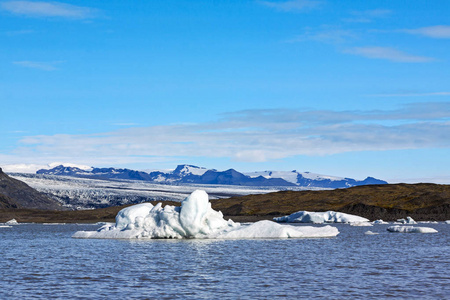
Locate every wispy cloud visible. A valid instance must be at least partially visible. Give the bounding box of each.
[1,1,97,19]
[13,60,63,71]
[368,92,450,97]
[345,47,434,63]
[288,27,357,44]
[4,29,34,36]
[258,0,322,12]
[344,9,392,23]
[402,25,450,39]
[112,123,139,127]
[12,103,450,164]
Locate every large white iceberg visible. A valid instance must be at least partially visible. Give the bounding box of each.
[274,210,369,224]
[387,226,438,233]
[73,190,339,239]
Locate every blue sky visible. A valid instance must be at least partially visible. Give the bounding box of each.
[1,0,449,183]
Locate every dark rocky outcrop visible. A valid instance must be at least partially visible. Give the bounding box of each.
[0,167,62,210]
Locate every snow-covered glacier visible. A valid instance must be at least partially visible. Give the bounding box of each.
[73,190,339,239]
[274,210,369,224]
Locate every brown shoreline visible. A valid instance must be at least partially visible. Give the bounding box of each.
[2,183,449,223]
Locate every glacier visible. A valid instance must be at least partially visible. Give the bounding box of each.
[273,210,369,224]
[73,190,339,239]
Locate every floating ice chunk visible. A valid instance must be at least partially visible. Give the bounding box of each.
[372,219,388,224]
[350,222,373,226]
[446,220,450,224]
[0,225,12,228]
[215,221,339,239]
[387,226,438,233]
[274,210,369,224]
[73,190,339,239]
[5,219,18,225]
[396,217,417,224]
[365,231,379,235]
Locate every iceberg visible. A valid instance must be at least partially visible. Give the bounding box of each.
[372,219,388,224]
[5,219,18,225]
[445,220,450,224]
[387,226,438,233]
[365,231,379,235]
[349,222,373,227]
[274,210,369,224]
[395,216,417,224]
[73,190,339,239]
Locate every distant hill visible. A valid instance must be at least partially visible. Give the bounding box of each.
[211,183,450,221]
[36,164,387,188]
[0,168,62,210]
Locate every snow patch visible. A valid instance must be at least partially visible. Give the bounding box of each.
[73,190,339,239]
[274,211,369,224]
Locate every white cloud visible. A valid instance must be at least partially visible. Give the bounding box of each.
[1,1,96,19]
[402,25,450,39]
[13,60,63,71]
[7,103,450,165]
[345,47,433,63]
[259,0,321,12]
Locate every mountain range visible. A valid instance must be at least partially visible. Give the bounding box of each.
[36,164,387,189]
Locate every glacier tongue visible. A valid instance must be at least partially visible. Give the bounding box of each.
[73,190,339,239]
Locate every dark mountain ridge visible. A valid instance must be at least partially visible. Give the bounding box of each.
[0,168,62,210]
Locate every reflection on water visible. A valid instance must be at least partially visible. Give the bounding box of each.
[0,223,449,299]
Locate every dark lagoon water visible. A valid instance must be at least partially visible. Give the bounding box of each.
[1,223,449,299]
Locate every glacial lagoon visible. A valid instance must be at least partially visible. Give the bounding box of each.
[1,222,449,299]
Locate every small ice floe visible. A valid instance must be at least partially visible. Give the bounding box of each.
[372,219,388,224]
[350,222,373,227]
[0,225,13,228]
[419,221,439,224]
[365,231,379,235]
[5,219,18,225]
[395,216,417,224]
[387,226,438,233]
[273,211,369,224]
[446,220,450,224]
[73,190,339,239]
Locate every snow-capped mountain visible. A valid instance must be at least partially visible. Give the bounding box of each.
[245,170,386,188]
[35,164,387,188]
